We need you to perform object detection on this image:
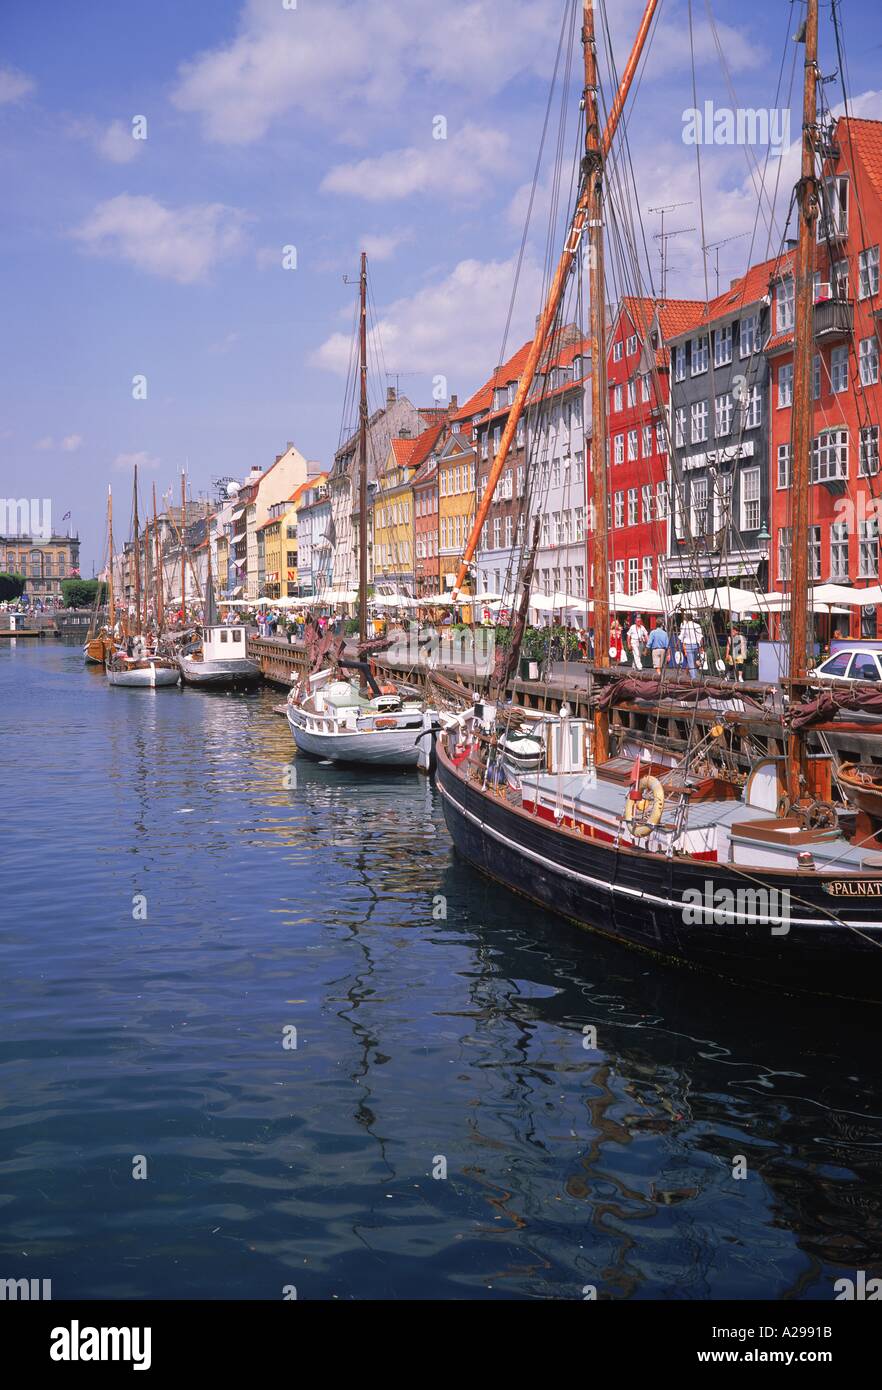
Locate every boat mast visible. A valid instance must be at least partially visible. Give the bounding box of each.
[450,0,658,601]
[583,0,610,763]
[358,250,368,644]
[181,470,187,626]
[133,464,141,636]
[786,0,819,807]
[153,483,163,631]
[107,486,114,632]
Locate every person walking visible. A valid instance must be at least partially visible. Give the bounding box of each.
[647,621,670,672]
[627,614,648,670]
[679,612,704,678]
[725,625,748,682]
[609,615,624,663]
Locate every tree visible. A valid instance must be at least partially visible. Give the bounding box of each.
[60,578,105,609]
[0,572,26,603]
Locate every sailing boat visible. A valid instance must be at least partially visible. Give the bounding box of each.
[435,0,882,1002]
[106,465,179,687]
[84,487,116,664]
[286,252,437,766]
[177,548,260,686]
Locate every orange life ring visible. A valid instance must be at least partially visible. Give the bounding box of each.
[375,717,397,729]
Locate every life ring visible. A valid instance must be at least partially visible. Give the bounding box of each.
[379,683,398,695]
[375,717,397,729]
[623,776,665,838]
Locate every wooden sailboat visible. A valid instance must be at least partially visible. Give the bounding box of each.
[435,0,882,1002]
[286,252,436,766]
[106,465,179,687]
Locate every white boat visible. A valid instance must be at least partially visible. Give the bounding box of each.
[287,675,435,767]
[106,655,180,687]
[178,624,261,687]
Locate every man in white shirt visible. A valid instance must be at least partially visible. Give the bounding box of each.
[678,614,703,677]
[627,616,649,670]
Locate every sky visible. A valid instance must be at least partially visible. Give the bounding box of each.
[2,0,882,574]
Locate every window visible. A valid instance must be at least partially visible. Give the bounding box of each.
[778,526,792,582]
[492,516,501,548]
[642,425,652,457]
[627,488,638,526]
[656,480,669,519]
[812,354,821,400]
[778,362,793,408]
[574,506,584,541]
[859,245,880,299]
[575,565,585,597]
[627,379,637,408]
[715,391,733,437]
[860,336,879,386]
[615,559,625,593]
[831,521,849,580]
[641,374,651,403]
[641,483,653,523]
[691,477,708,536]
[674,345,686,382]
[776,276,794,333]
[851,653,882,682]
[627,429,638,461]
[861,427,880,477]
[627,334,638,356]
[777,443,791,489]
[808,525,822,580]
[831,345,849,393]
[818,174,848,241]
[675,408,685,448]
[714,324,732,366]
[820,651,851,677]
[642,555,653,589]
[691,399,708,443]
[656,422,667,454]
[516,416,525,447]
[812,429,849,483]
[739,314,757,358]
[690,335,709,375]
[613,340,623,362]
[614,491,624,528]
[740,467,760,532]
[552,511,561,545]
[504,515,513,548]
[516,465,525,496]
[714,473,732,533]
[614,384,623,412]
[628,557,639,594]
[834,258,849,298]
[614,433,624,465]
[744,384,761,429]
[859,519,879,578]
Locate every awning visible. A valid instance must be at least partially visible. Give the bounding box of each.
[231,531,246,544]
[231,508,244,521]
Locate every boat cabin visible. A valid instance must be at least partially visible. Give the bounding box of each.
[203,625,247,660]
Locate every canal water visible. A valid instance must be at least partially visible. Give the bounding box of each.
[2,639,881,1301]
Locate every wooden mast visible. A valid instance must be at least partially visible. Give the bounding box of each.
[180,470,187,625]
[107,486,114,633]
[153,483,163,631]
[450,0,659,600]
[358,250,368,644]
[583,0,610,763]
[786,0,819,807]
[133,464,141,636]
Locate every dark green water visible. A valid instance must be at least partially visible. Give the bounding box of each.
[1,639,881,1299]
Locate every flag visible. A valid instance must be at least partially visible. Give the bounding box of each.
[62,511,71,521]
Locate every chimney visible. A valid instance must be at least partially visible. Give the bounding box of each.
[785,238,798,250]
[730,277,740,289]
[449,393,458,412]
[386,386,397,404]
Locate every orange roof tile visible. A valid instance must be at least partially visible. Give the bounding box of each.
[837,117,882,203]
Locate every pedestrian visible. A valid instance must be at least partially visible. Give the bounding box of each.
[725,625,748,682]
[679,612,704,678]
[647,620,670,672]
[627,614,648,669]
[609,615,623,663]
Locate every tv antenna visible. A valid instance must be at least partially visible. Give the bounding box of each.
[702,232,750,296]
[648,202,695,298]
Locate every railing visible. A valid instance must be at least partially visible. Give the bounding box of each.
[813,297,853,340]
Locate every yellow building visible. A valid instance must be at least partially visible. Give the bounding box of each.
[260,480,312,598]
[372,424,445,595]
[437,430,476,597]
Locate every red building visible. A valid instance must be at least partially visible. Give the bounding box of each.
[768,116,882,638]
[603,295,704,597]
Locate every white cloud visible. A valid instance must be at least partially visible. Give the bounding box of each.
[360,230,412,262]
[72,195,248,284]
[0,65,35,105]
[312,254,544,379]
[112,451,160,473]
[322,124,510,202]
[96,119,141,164]
[61,435,83,452]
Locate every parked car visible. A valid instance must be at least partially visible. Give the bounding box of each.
[809,645,882,683]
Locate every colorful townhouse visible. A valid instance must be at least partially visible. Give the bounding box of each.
[768,115,882,637]
[372,420,446,596]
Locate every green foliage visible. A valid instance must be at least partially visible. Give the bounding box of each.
[344,617,360,636]
[0,572,26,602]
[60,578,105,609]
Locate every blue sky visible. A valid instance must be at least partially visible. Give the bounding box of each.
[2,0,881,572]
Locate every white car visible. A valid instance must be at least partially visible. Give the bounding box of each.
[810,645,882,683]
